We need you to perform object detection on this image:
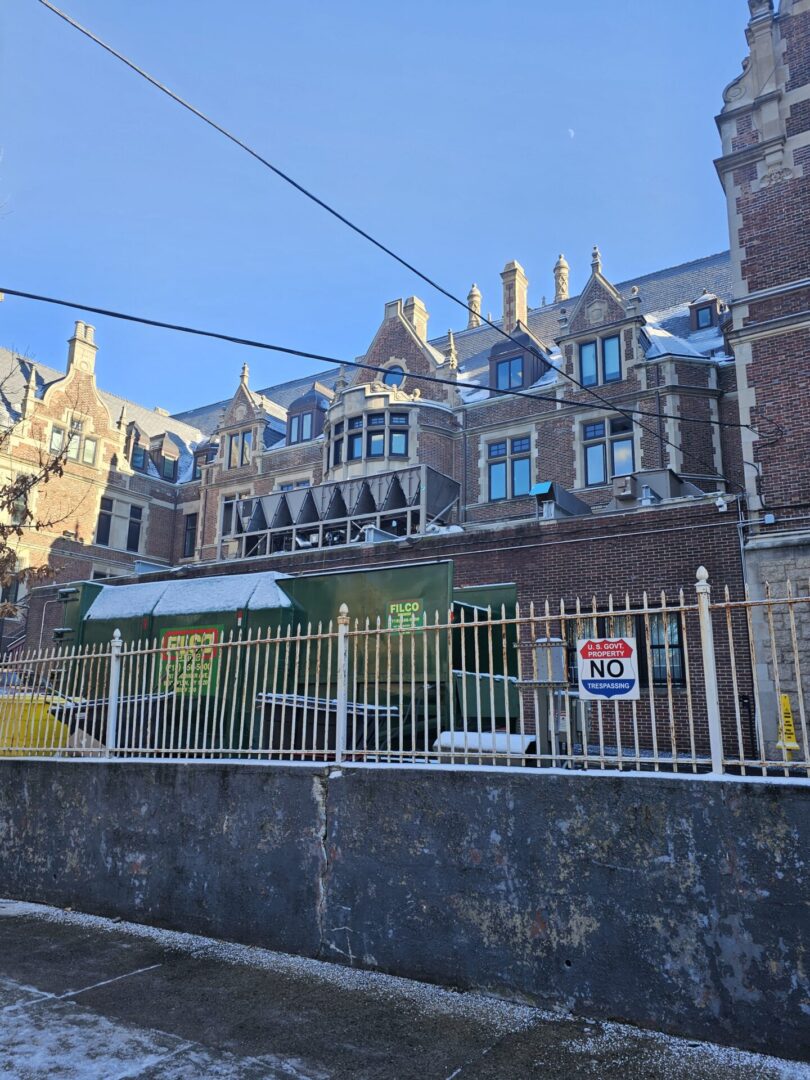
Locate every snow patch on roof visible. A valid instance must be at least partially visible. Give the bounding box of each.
[85,571,291,622]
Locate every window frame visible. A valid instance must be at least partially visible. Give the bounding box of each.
[580,341,598,387]
[182,513,198,558]
[582,417,635,487]
[486,434,531,502]
[49,426,65,455]
[95,497,113,547]
[495,356,524,391]
[602,335,621,383]
[126,505,143,553]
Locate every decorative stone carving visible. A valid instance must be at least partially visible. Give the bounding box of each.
[591,245,602,275]
[467,283,482,329]
[553,254,569,303]
[586,299,608,327]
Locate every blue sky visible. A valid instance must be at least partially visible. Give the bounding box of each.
[2,1,746,414]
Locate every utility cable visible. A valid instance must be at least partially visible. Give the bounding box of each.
[34,1,771,482]
[0,285,764,435]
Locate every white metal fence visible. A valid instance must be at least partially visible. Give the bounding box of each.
[1,568,808,778]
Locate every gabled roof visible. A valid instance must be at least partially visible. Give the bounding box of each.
[436,250,733,390]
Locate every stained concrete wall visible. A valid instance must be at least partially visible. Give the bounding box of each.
[0,762,807,1059]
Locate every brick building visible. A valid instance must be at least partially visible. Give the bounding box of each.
[5,0,809,679]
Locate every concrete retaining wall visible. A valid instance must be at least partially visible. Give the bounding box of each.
[0,761,807,1059]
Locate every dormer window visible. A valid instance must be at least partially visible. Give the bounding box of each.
[580,335,621,387]
[289,412,313,445]
[495,356,523,390]
[689,290,721,331]
[132,446,146,471]
[227,430,252,469]
[161,456,177,481]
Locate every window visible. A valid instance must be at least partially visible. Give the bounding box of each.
[126,506,142,553]
[10,478,29,527]
[182,513,197,558]
[487,435,531,501]
[81,437,97,466]
[227,430,252,469]
[696,305,713,329]
[241,430,253,465]
[495,356,523,391]
[383,365,405,387]
[279,483,294,492]
[580,342,597,387]
[96,497,113,547]
[390,430,408,456]
[161,456,177,481]
[367,431,385,457]
[583,417,634,486]
[132,446,147,471]
[602,336,621,383]
[288,412,313,444]
[335,412,411,466]
[580,337,622,386]
[49,426,64,455]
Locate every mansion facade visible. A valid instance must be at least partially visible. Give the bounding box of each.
[4,0,810,648]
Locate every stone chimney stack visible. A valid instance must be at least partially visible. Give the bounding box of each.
[403,296,429,342]
[501,261,528,333]
[553,254,570,303]
[67,321,97,376]
[467,283,482,329]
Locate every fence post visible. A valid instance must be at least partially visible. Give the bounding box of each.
[695,567,724,774]
[335,603,350,764]
[106,629,123,755]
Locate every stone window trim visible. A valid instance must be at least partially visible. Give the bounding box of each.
[477,422,536,505]
[380,363,406,389]
[94,496,148,554]
[575,411,637,489]
[50,418,98,468]
[225,429,253,470]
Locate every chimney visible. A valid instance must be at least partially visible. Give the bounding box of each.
[501,261,528,334]
[403,296,429,342]
[66,321,97,376]
[467,283,482,329]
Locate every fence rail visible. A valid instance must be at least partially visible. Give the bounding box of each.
[1,569,808,778]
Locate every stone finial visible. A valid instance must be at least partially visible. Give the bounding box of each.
[445,330,458,370]
[403,296,429,342]
[591,245,602,275]
[117,405,127,429]
[240,362,249,386]
[334,365,348,392]
[501,260,528,334]
[467,283,482,329]
[553,254,570,303]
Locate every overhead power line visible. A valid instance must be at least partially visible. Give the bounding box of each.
[0,286,763,435]
[33,0,770,487]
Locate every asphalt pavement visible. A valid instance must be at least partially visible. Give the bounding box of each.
[0,900,806,1080]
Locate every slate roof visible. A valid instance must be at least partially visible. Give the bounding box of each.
[173,368,342,436]
[432,250,733,389]
[0,348,207,483]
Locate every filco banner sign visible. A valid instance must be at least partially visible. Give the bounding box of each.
[577,638,640,701]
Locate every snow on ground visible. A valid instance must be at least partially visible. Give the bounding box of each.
[1,900,808,1079]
